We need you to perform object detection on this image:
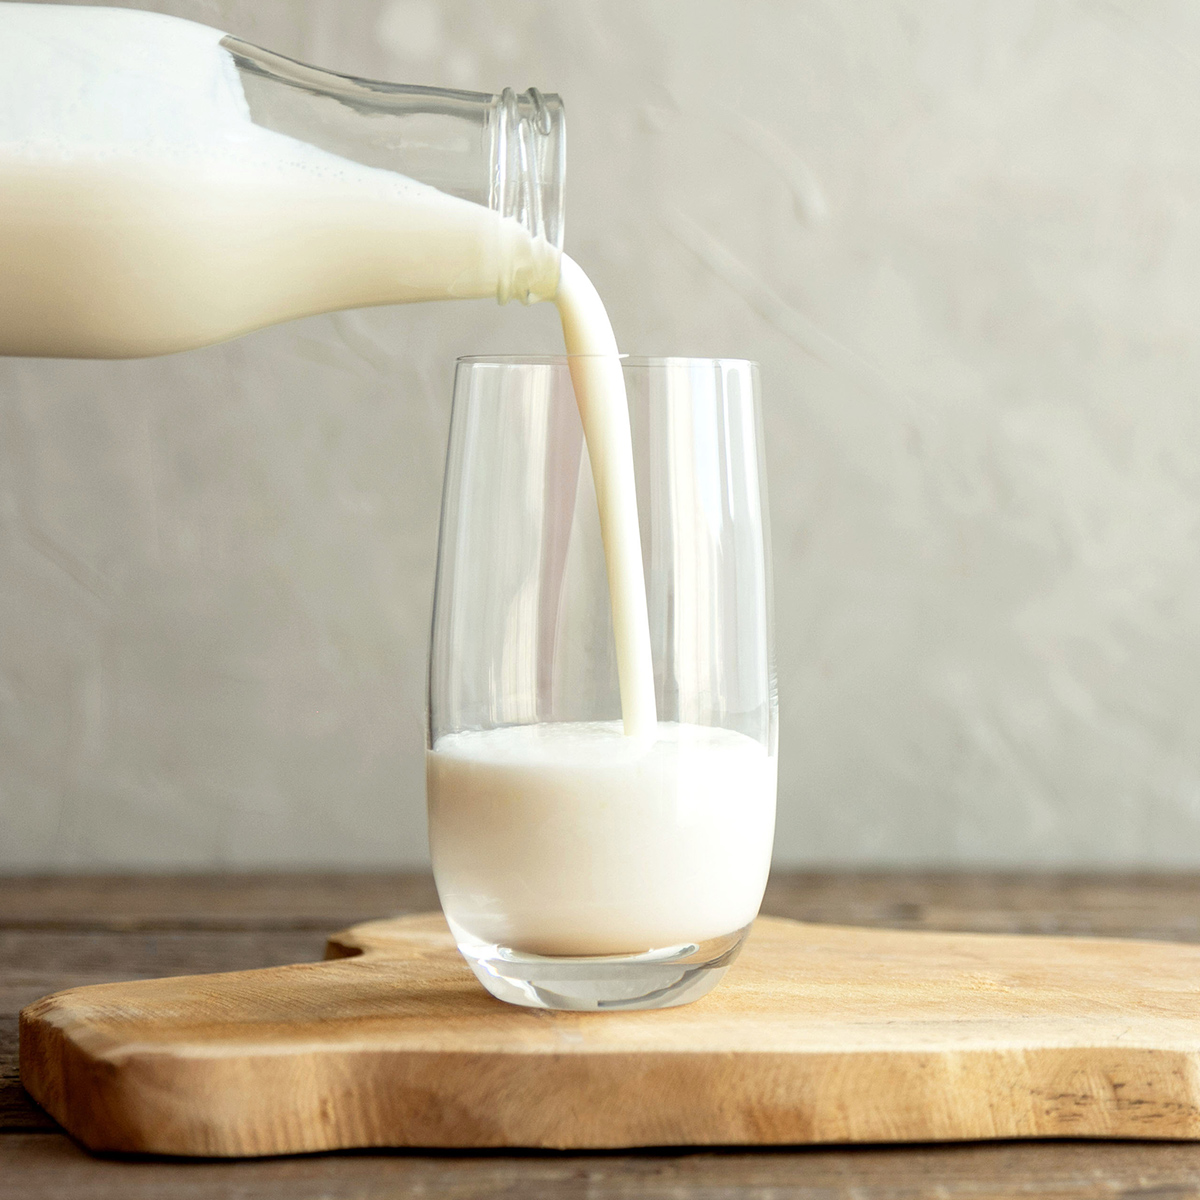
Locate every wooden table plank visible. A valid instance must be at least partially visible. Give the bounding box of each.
[6,872,1200,1196]
[7,870,1200,936]
[0,1022,54,1133]
[5,1132,1200,1199]
[0,929,331,978]
[0,873,440,931]
[761,872,1200,940]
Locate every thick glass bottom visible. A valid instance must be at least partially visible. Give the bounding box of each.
[447,918,753,1011]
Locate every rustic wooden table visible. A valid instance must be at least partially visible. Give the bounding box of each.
[5,873,1200,1198]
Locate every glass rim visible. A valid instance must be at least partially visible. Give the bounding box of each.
[454,353,760,369]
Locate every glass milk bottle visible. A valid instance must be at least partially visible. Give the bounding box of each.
[0,3,564,358]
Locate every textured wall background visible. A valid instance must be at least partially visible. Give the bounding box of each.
[4,0,1200,870]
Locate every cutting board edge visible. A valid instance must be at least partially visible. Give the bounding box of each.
[19,1034,1200,1155]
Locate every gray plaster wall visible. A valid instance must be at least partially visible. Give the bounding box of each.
[3,0,1200,871]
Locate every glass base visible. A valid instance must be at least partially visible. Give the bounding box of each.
[448,920,752,1011]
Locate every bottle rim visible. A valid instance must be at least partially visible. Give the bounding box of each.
[490,87,565,305]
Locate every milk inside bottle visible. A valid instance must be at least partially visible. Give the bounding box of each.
[0,3,562,358]
[0,3,776,969]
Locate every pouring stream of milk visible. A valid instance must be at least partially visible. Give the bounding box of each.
[555,256,657,738]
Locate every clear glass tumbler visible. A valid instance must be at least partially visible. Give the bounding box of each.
[427,356,776,1010]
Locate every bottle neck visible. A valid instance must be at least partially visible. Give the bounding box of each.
[489,87,564,305]
[220,37,565,306]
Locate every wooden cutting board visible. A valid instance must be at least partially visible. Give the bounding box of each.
[19,912,1200,1156]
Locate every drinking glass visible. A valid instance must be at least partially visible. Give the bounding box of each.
[427,356,776,1010]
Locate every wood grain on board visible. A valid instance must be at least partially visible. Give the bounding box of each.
[19,907,1200,1156]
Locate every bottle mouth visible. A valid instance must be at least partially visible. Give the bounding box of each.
[491,88,565,305]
